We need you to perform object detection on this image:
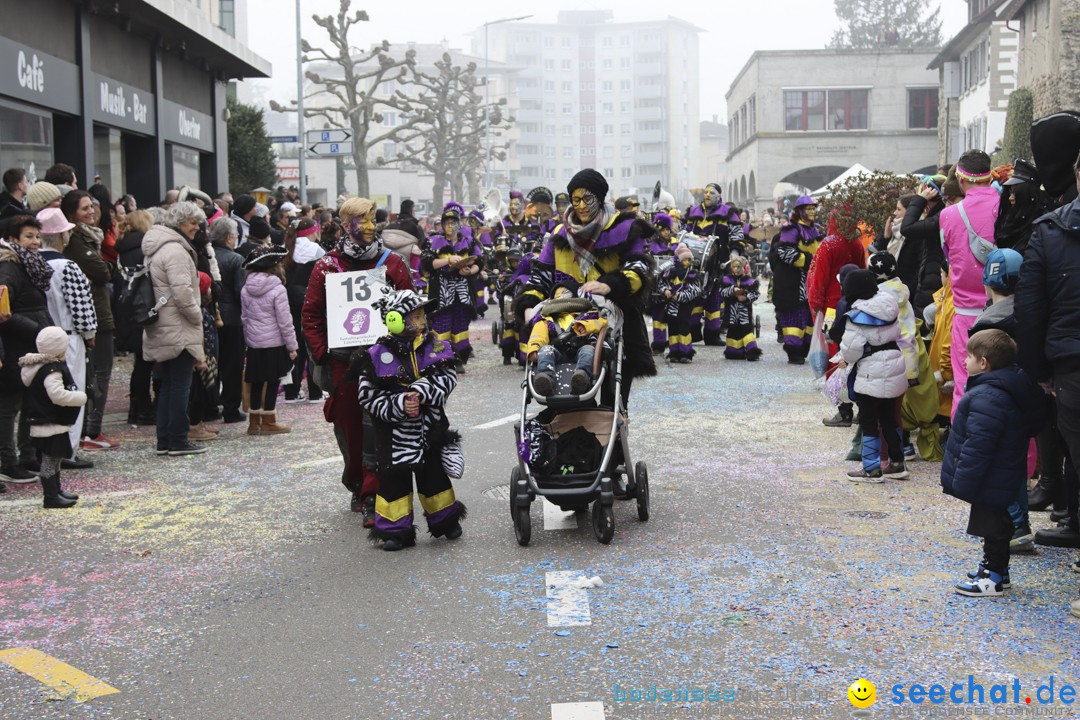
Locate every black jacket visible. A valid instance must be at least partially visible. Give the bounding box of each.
[899,196,945,317]
[1015,197,1080,382]
[387,215,426,244]
[872,231,920,305]
[214,244,246,327]
[941,366,1043,508]
[0,251,53,391]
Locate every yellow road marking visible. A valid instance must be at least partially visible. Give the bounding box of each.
[0,648,119,702]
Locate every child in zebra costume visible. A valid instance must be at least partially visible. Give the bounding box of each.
[659,244,703,363]
[720,256,761,361]
[355,289,466,551]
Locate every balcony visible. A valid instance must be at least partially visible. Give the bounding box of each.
[634,151,664,166]
[634,106,663,121]
[634,129,664,144]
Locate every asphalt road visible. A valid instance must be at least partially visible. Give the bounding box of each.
[1,304,1079,720]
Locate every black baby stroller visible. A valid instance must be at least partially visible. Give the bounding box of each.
[511,296,650,545]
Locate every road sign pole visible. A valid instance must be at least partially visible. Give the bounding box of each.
[296,0,306,204]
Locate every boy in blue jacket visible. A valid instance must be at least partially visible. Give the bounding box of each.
[941,329,1043,597]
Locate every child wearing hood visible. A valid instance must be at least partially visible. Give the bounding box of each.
[659,243,703,363]
[20,326,86,508]
[839,270,910,482]
[941,329,1043,597]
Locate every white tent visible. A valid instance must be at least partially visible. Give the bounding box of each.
[810,163,874,198]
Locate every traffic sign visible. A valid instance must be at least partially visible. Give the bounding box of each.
[307,141,354,156]
[305,129,351,144]
[270,135,298,143]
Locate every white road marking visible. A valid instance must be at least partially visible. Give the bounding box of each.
[546,570,592,627]
[0,489,147,511]
[550,702,606,719]
[471,413,518,430]
[542,498,578,530]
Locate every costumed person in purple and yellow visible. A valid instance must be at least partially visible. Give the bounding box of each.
[354,288,466,551]
[768,195,824,364]
[515,168,656,413]
[553,192,570,224]
[658,242,703,363]
[686,182,744,345]
[494,243,529,366]
[648,212,679,352]
[720,255,761,361]
[423,203,483,370]
[465,208,494,317]
[503,190,530,248]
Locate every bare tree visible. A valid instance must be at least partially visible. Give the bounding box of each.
[378,53,511,209]
[271,0,418,198]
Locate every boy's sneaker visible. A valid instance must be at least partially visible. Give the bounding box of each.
[884,462,909,480]
[0,466,38,484]
[902,443,917,461]
[846,467,884,483]
[1010,525,1036,554]
[1070,598,1080,619]
[283,392,306,404]
[532,371,555,397]
[954,569,1004,597]
[570,369,591,395]
[1069,557,1080,573]
[81,433,120,450]
[167,442,207,457]
[966,564,1012,588]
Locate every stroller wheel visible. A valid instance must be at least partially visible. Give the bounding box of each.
[492,320,501,346]
[514,506,532,546]
[510,467,532,545]
[634,461,650,522]
[591,501,615,544]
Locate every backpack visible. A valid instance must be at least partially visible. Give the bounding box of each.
[119,264,171,326]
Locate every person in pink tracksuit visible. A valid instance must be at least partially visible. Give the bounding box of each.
[939,150,1001,414]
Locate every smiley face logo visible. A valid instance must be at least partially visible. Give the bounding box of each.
[848,679,876,708]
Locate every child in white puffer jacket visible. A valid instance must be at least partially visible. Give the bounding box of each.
[839,270,909,483]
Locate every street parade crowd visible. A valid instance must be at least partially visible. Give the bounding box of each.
[2,110,1080,614]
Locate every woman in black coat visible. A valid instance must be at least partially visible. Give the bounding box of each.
[900,186,947,319]
[0,217,54,481]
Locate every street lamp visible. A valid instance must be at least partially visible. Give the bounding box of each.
[295,0,306,204]
[483,14,532,188]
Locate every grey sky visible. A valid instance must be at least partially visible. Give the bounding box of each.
[243,0,966,123]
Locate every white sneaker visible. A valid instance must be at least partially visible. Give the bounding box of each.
[283,393,306,404]
[954,572,1004,597]
[1071,599,1080,619]
[884,462,909,480]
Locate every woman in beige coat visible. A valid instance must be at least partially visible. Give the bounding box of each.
[142,201,207,456]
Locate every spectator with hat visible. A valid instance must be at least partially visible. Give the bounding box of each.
[236,216,273,260]
[37,207,97,470]
[27,182,62,215]
[230,194,258,244]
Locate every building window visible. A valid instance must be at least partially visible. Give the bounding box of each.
[563,147,574,158]
[907,88,939,129]
[604,167,614,176]
[621,167,632,178]
[620,123,631,135]
[561,37,572,48]
[544,80,555,91]
[619,80,631,91]
[561,60,572,70]
[784,89,868,131]
[602,81,613,92]
[544,59,555,70]
[602,124,614,134]
[219,0,235,36]
[602,59,613,69]
[562,103,573,114]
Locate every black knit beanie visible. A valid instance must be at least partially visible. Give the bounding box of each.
[567,169,609,202]
[868,252,898,282]
[844,269,879,304]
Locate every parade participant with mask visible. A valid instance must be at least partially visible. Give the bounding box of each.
[769,195,825,365]
[503,190,530,247]
[686,183,745,345]
[355,289,466,551]
[302,197,413,523]
[554,192,570,220]
[423,203,484,370]
[516,168,656,412]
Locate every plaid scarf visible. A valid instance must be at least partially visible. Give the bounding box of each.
[562,194,609,278]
